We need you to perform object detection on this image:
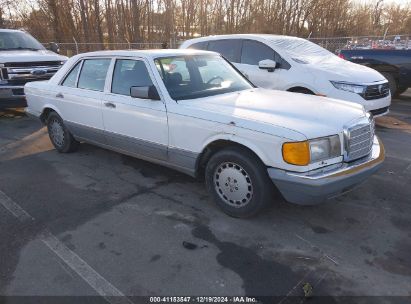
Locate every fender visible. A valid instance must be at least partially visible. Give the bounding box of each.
[40,104,63,121]
[201,133,273,166]
[284,83,318,94]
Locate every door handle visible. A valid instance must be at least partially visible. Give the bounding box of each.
[104,102,116,109]
[56,93,64,98]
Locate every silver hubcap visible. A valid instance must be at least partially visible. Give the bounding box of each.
[214,162,253,207]
[49,119,65,147]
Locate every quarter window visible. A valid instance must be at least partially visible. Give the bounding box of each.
[62,61,82,87]
[77,59,111,92]
[111,59,153,96]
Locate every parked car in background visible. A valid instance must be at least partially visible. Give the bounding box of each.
[180,34,391,116]
[0,29,67,109]
[339,49,411,97]
[25,49,384,217]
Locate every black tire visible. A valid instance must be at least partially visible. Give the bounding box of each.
[205,147,274,218]
[381,72,398,97]
[46,112,79,153]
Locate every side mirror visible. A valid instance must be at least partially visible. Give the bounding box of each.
[259,59,277,72]
[130,85,161,100]
[49,42,60,54]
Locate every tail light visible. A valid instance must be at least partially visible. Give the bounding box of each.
[338,53,345,60]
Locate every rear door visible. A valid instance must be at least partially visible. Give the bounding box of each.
[55,58,112,143]
[102,58,168,161]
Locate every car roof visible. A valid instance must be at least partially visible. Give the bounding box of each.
[183,34,306,45]
[75,49,217,59]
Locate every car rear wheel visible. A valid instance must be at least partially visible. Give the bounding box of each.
[47,112,79,153]
[205,147,273,218]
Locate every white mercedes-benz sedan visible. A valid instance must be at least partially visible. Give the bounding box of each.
[25,49,384,217]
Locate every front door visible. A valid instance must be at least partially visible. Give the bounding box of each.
[102,58,168,160]
[234,39,290,90]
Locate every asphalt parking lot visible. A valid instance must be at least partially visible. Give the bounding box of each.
[0,92,410,302]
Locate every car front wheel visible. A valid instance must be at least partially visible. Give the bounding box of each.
[205,147,273,218]
[47,112,79,153]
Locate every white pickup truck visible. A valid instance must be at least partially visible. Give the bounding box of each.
[0,29,67,109]
[25,50,384,217]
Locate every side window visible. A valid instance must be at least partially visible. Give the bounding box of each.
[189,41,208,50]
[78,59,111,92]
[62,61,82,87]
[241,40,275,65]
[111,59,153,96]
[208,39,241,63]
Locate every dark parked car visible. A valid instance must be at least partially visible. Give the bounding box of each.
[339,49,411,96]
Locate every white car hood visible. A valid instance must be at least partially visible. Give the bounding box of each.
[303,55,385,84]
[0,50,67,63]
[179,88,366,140]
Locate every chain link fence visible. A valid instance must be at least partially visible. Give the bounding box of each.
[44,42,165,57]
[46,34,410,57]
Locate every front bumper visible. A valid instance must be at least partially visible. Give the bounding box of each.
[268,136,384,205]
[0,85,27,109]
[326,84,391,116]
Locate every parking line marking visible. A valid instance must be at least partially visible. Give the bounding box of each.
[0,190,133,304]
[0,190,34,221]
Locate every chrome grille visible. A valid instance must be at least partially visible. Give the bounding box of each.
[1,61,63,85]
[345,122,374,162]
[361,82,390,100]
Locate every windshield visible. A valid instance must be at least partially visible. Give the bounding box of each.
[270,37,335,64]
[0,31,45,51]
[155,55,253,100]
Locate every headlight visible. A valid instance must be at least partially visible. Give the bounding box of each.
[0,66,7,84]
[283,135,341,166]
[330,81,366,94]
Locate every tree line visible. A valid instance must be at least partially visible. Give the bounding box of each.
[0,0,410,45]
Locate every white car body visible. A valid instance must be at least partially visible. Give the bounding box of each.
[180,34,391,116]
[0,29,68,108]
[25,50,384,211]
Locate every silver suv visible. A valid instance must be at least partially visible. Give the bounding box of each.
[0,29,67,109]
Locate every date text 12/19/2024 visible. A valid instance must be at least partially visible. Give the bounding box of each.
[149,297,258,303]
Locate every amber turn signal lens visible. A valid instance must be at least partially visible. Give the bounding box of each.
[282,141,310,166]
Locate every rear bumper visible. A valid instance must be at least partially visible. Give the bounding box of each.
[268,136,384,205]
[0,85,27,109]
